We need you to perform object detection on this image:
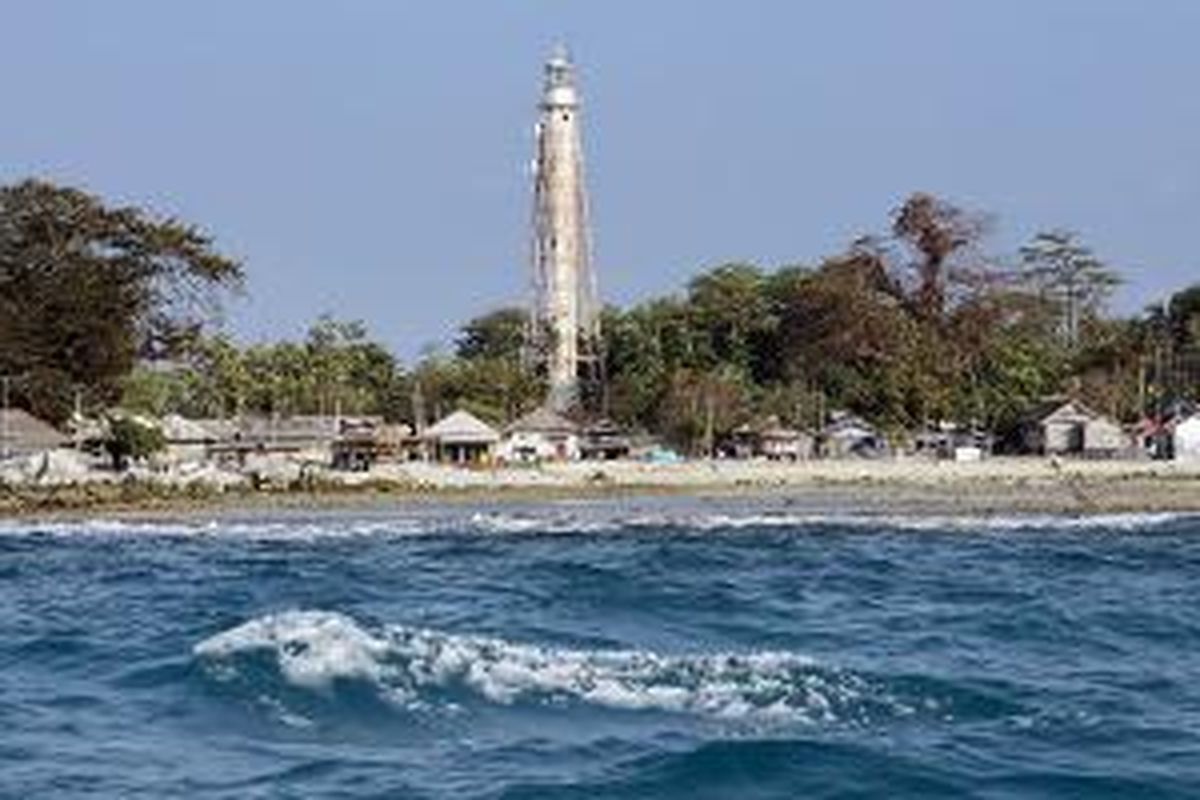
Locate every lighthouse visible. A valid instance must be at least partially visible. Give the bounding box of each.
[529,45,600,413]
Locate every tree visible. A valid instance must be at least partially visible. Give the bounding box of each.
[685,263,774,377]
[1020,230,1120,349]
[104,416,165,471]
[456,307,528,361]
[0,180,242,422]
[660,366,750,455]
[893,193,983,323]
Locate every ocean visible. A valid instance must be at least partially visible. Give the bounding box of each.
[2,497,1198,798]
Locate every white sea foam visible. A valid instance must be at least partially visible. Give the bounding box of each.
[1,509,1193,540]
[193,610,879,723]
[464,509,1196,536]
[195,610,393,691]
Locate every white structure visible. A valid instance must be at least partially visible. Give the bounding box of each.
[529,45,601,413]
[1175,415,1200,462]
[423,410,499,464]
[499,407,580,463]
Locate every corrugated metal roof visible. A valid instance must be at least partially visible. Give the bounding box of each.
[0,409,68,453]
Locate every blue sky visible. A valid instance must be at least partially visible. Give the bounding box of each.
[2,1,1198,360]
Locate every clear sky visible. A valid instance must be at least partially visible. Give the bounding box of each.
[2,1,1197,360]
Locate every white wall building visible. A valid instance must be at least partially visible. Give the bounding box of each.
[1175,415,1200,462]
[499,407,579,463]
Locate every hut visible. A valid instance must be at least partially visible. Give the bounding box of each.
[235,415,342,454]
[759,421,814,461]
[376,423,423,462]
[330,419,383,471]
[202,415,383,466]
[423,410,499,465]
[821,412,885,458]
[160,414,222,464]
[723,416,813,461]
[579,419,631,461]
[725,423,758,459]
[1175,414,1200,462]
[499,407,579,463]
[0,409,68,458]
[1017,400,1129,458]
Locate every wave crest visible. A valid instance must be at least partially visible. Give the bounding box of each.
[194,611,897,723]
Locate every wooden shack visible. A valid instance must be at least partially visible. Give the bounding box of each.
[1018,400,1129,458]
[579,419,632,461]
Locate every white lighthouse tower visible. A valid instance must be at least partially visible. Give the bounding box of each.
[529,45,600,413]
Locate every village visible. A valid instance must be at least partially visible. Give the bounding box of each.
[1,396,1198,496]
[2,51,1199,504]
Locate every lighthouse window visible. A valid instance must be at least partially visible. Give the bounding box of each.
[562,113,570,122]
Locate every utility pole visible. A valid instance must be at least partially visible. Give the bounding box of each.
[1,376,10,461]
[411,380,426,436]
[1154,320,1166,423]
[74,387,84,450]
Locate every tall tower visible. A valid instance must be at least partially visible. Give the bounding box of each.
[530,45,600,413]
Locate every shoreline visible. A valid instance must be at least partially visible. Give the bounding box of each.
[3,457,1200,522]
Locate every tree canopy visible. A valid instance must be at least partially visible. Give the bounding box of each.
[7,179,1195,451]
[0,180,242,422]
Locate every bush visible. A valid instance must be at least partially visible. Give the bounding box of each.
[104,417,166,471]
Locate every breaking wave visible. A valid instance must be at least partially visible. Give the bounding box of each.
[193,611,950,725]
[2,509,1194,541]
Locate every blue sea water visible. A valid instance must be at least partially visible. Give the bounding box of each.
[2,497,1199,799]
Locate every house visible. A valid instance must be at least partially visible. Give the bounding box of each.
[1175,414,1200,462]
[759,421,814,461]
[723,416,813,461]
[376,423,423,462]
[1017,399,1130,458]
[234,415,344,454]
[0,409,68,458]
[821,412,886,458]
[331,419,386,471]
[579,419,632,460]
[423,410,499,465]
[160,414,222,464]
[912,428,991,461]
[326,420,425,470]
[725,423,759,459]
[199,415,384,467]
[499,407,579,463]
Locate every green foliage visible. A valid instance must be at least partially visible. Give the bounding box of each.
[597,200,1150,442]
[10,175,1190,442]
[117,316,407,421]
[415,308,545,426]
[456,307,528,361]
[0,180,242,423]
[104,417,166,470]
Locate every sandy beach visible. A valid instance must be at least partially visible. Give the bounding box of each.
[3,456,1199,519]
